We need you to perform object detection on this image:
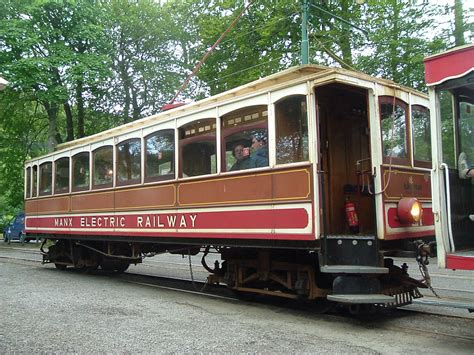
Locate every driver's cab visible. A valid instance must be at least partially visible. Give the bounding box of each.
[426,44,474,270]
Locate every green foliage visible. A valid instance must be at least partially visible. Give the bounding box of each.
[0,0,471,215]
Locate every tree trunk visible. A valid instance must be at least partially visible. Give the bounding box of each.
[454,0,465,46]
[339,0,353,66]
[43,101,62,151]
[64,102,74,141]
[76,79,85,138]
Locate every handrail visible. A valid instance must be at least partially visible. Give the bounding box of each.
[440,163,455,252]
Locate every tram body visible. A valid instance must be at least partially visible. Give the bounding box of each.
[425,44,474,270]
[24,65,434,306]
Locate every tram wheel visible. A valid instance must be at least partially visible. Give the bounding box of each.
[54,263,67,270]
[100,259,130,273]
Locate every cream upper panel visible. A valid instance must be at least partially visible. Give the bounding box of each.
[176,108,217,128]
[218,94,268,117]
[271,83,307,104]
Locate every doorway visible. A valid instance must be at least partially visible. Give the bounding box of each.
[316,83,375,235]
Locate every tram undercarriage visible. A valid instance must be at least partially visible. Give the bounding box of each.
[41,239,425,309]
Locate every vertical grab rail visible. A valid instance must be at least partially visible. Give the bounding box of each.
[440,163,456,252]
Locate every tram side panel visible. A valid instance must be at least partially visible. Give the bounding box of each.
[25,166,315,243]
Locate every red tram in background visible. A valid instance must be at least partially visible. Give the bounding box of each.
[25,65,434,307]
[425,44,474,270]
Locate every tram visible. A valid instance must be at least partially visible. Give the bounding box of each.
[24,65,434,306]
[425,44,474,270]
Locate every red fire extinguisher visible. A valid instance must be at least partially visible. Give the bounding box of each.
[345,197,360,234]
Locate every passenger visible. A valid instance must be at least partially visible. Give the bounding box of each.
[230,144,252,171]
[250,132,269,167]
[458,152,474,179]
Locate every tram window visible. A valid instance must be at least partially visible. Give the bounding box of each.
[145,129,174,182]
[275,95,309,164]
[179,118,216,177]
[222,106,268,172]
[93,146,113,188]
[54,157,70,194]
[459,100,474,162]
[26,167,31,198]
[72,152,90,191]
[412,105,431,165]
[439,90,455,167]
[380,97,408,164]
[117,139,141,185]
[39,162,52,196]
[32,165,38,197]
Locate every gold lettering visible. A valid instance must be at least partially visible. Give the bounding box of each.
[189,214,197,227]
[167,215,176,227]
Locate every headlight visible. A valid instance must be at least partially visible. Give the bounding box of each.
[397,197,423,224]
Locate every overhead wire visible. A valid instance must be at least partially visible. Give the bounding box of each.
[167,0,256,106]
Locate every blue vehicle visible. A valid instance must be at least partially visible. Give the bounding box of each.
[3,213,32,243]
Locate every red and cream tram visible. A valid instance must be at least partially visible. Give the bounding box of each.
[24,65,434,306]
[425,44,474,270]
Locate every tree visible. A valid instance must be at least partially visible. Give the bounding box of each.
[0,0,112,148]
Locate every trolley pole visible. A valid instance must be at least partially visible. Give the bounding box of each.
[301,0,309,64]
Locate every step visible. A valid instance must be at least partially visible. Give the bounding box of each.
[320,265,388,274]
[327,294,395,304]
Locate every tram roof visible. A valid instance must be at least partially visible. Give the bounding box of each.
[424,43,474,87]
[31,64,424,161]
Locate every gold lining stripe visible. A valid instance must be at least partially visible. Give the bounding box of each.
[177,169,311,206]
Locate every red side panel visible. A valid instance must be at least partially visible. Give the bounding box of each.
[424,45,474,86]
[446,254,474,270]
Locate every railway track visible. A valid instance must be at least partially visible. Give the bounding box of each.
[1,244,473,319]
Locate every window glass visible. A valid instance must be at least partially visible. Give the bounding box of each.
[459,100,474,164]
[39,162,52,196]
[180,118,216,177]
[26,167,31,198]
[222,106,268,172]
[32,165,38,197]
[380,98,408,161]
[72,152,90,191]
[145,129,174,182]
[412,105,431,163]
[117,139,141,185]
[439,90,455,167]
[93,146,113,188]
[54,157,70,194]
[275,95,309,164]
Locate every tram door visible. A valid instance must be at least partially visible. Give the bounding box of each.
[315,83,375,235]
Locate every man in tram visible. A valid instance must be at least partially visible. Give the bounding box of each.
[230,143,252,171]
[250,131,268,168]
[458,152,474,179]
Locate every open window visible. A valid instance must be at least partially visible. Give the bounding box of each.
[93,146,113,189]
[72,152,90,192]
[275,95,309,165]
[145,129,175,182]
[117,138,141,186]
[25,167,31,198]
[32,165,38,197]
[54,157,70,194]
[39,162,52,196]
[179,119,216,177]
[221,106,268,172]
[380,96,409,165]
[458,98,474,162]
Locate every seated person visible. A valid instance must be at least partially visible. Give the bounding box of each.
[458,152,474,179]
[250,132,268,168]
[230,144,252,171]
